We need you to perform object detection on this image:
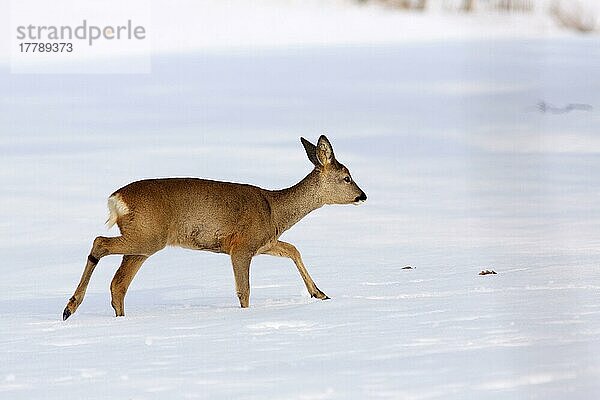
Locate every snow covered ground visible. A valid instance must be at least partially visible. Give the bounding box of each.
[2,2,600,398]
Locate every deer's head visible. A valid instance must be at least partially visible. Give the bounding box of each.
[301,135,367,205]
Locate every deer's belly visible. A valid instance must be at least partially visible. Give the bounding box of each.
[170,224,226,253]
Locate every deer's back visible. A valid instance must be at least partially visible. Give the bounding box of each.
[112,178,275,254]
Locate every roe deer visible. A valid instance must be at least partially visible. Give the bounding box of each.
[63,135,366,320]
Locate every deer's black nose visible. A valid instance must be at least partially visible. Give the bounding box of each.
[355,192,367,202]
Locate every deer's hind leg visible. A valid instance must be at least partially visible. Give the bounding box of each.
[110,255,148,317]
[63,234,165,321]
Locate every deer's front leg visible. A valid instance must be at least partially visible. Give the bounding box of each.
[261,240,329,300]
[230,251,252,308]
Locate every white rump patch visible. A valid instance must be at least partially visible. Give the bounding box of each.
[106,193,130,228]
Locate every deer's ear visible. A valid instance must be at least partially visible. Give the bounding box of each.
[316,135,335,166]
[301,137,321,167]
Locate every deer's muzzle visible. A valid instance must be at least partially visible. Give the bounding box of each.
[354,192,367,203]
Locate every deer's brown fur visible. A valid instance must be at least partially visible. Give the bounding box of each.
[63,135,366,320]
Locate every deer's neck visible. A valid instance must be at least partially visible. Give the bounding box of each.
[268,170,323,235]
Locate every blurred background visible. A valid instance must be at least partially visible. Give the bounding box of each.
[2,0,599,268]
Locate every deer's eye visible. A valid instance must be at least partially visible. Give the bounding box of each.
[343,176,351,183]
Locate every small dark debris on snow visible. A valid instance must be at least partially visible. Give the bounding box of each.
[479,270,497,276]
[402,265,415,270]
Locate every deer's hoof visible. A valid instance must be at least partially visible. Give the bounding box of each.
[111,301,125,317]
[63,297,79,321]
[311,288,330,300]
